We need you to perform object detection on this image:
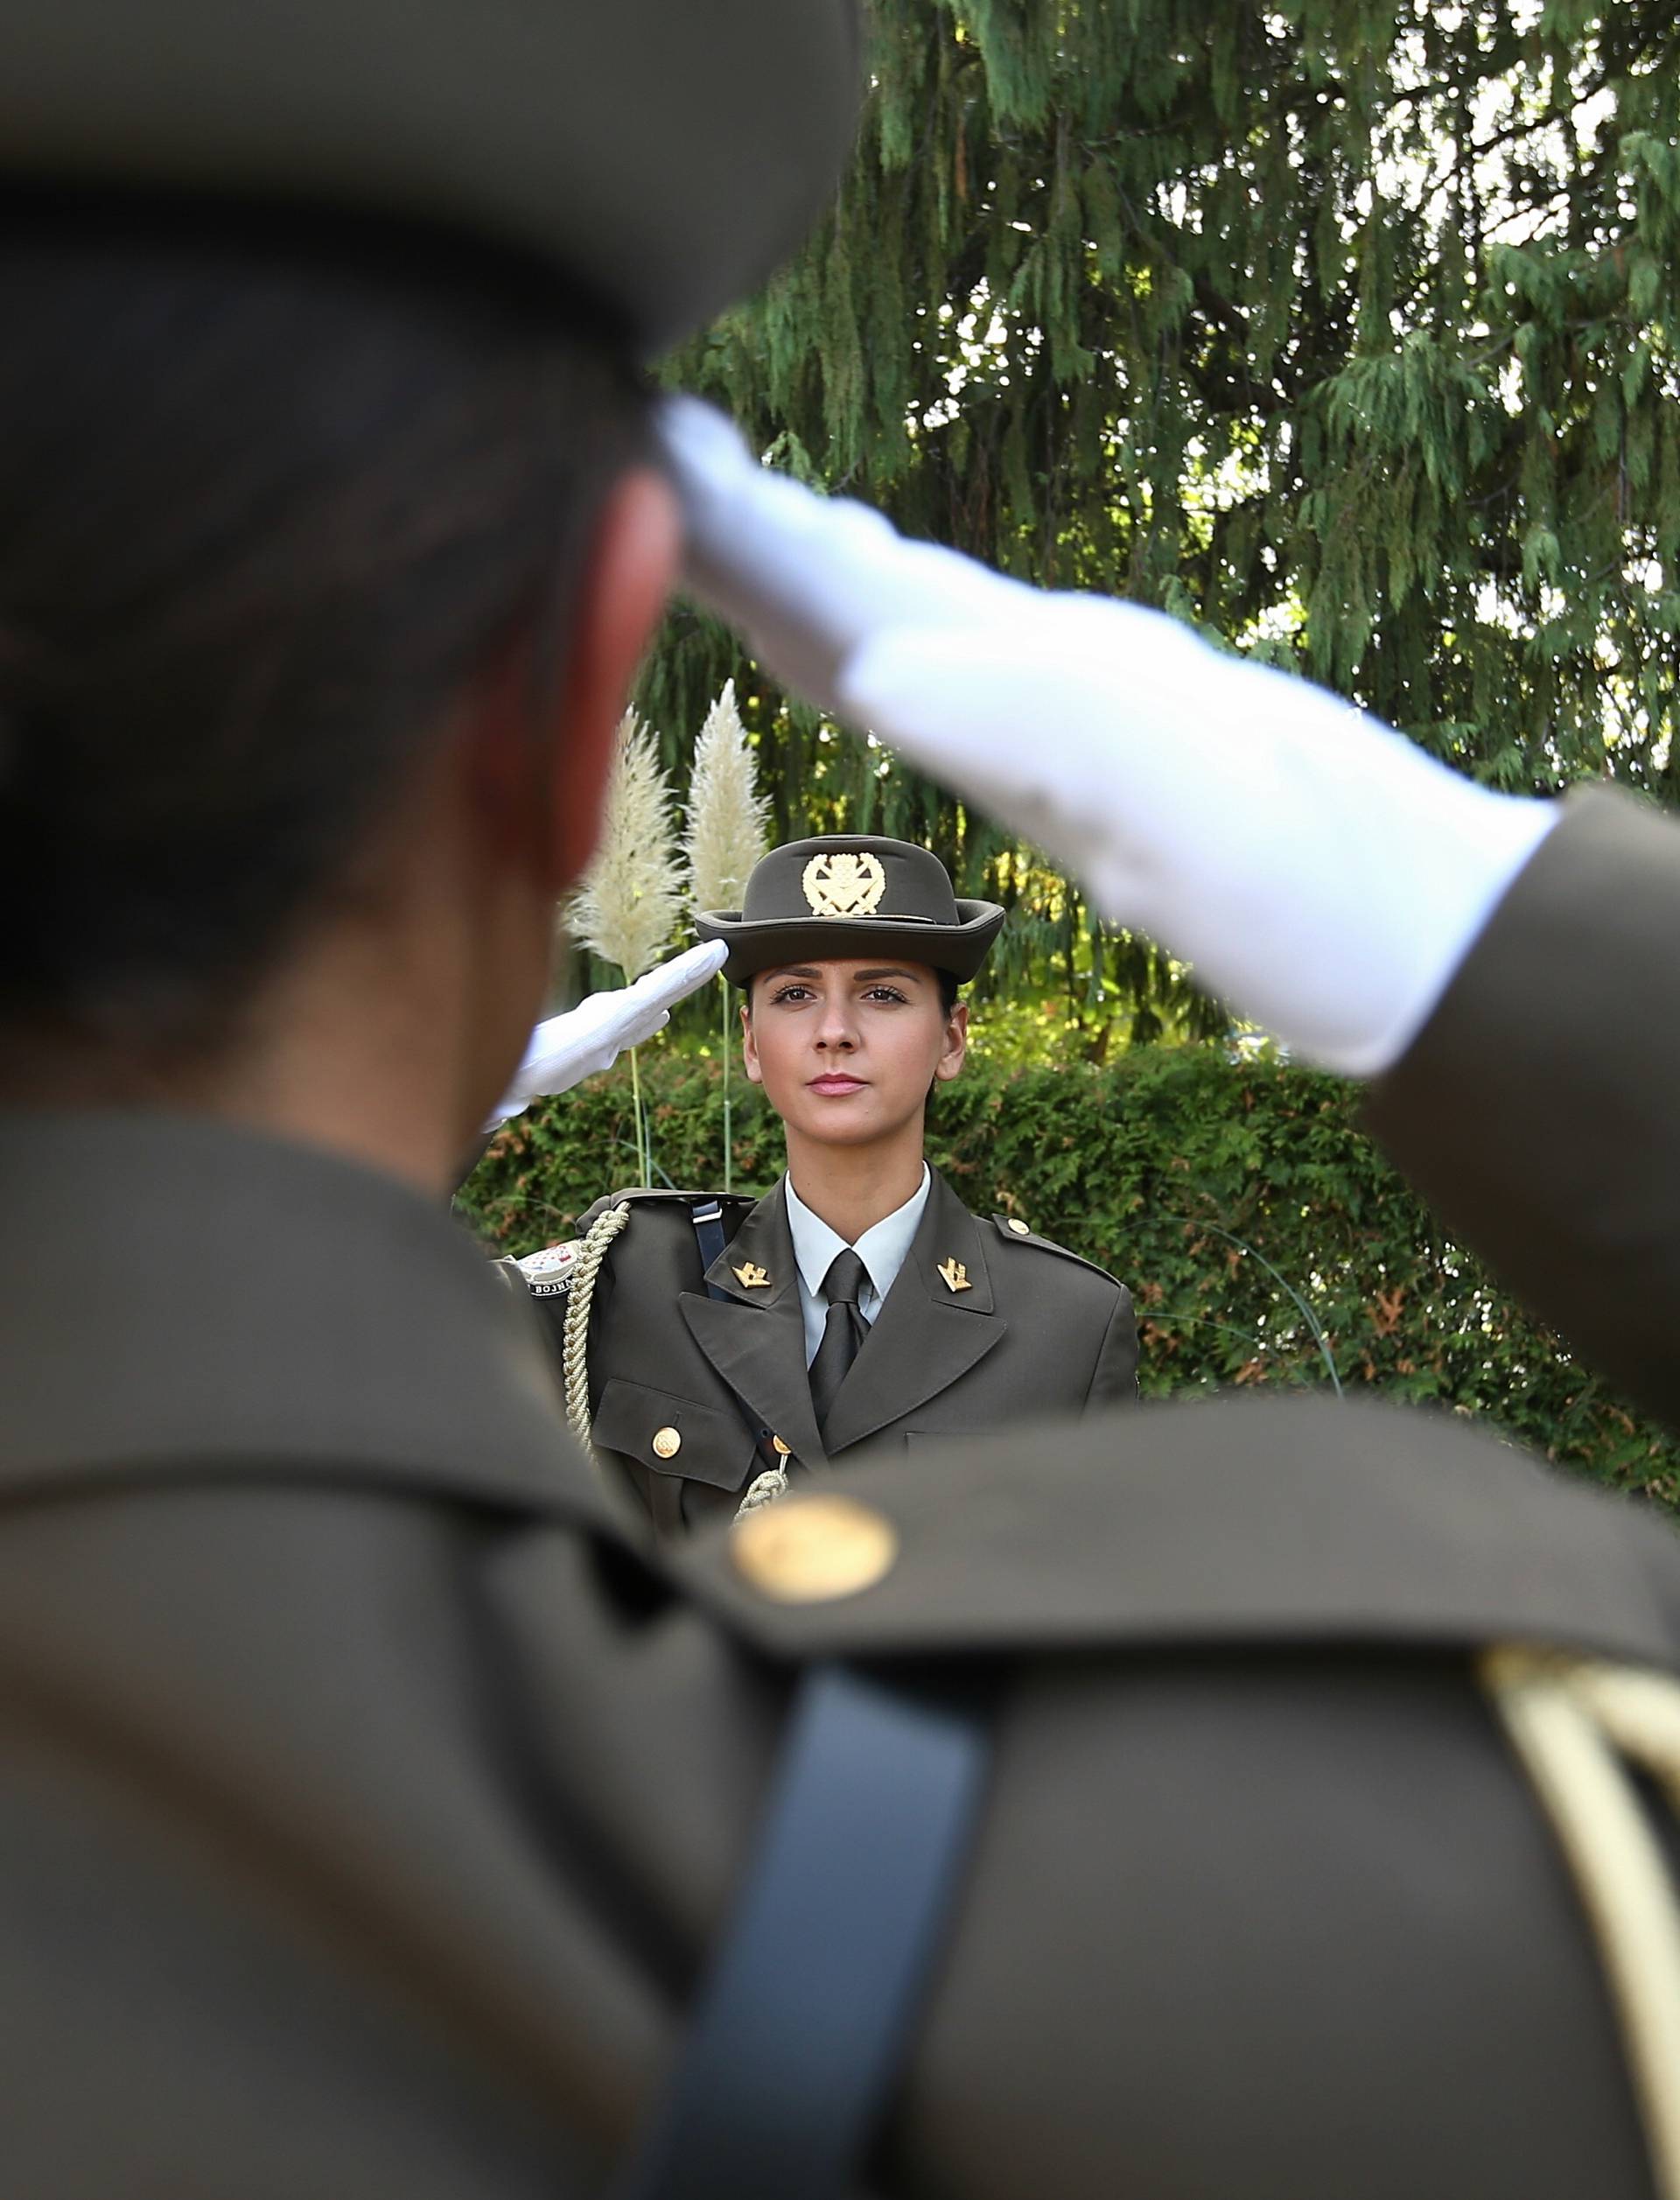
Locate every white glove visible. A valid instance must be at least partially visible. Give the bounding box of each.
[486,939,727,1129]
[659,396,1557,1076]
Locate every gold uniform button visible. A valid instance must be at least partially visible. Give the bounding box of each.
[732,1493,899,1604]
[651,1426,682,1461]
[1008,1216,1031,1236]
[770,1435,791,1456]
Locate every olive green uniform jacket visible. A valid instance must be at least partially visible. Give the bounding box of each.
[2,788,1679,2198]
[519,1166,1138,1538]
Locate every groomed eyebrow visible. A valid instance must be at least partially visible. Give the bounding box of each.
[760,964,926,985]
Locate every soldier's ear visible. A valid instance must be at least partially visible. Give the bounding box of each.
[488,466,680,893]
[934,999,970,1082]
[461,466,678,895]
[554,466,679,886]
[741,990,765,1084]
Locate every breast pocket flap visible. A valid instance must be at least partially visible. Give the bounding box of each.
[592,1377,759,1490]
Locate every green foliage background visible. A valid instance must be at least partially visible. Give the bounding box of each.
[615,0,1680,1044]
[461,1044,1680,1510]
[517,4,1680,1490]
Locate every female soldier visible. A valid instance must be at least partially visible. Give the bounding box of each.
[518,830,1138,1537]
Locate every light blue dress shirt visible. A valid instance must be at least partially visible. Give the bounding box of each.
[783,1166,932,1367]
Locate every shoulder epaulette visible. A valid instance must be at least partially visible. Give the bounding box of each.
[988,1213,1124,1290]
[577,1186,759,1232]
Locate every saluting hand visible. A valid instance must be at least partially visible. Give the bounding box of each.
[487,939,728,1128]
[659,396,1556,1078]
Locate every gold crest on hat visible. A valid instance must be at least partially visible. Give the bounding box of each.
[802,851,886,917]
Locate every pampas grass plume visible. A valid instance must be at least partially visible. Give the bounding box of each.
[682,680,766,1195]
[683,681,769,914]
[568,710,681,983]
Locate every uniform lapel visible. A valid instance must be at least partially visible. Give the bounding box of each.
[820,1169,1006,1457]
[678,1179,828,1470]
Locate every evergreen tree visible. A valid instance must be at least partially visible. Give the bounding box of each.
[640,0,1680,1040]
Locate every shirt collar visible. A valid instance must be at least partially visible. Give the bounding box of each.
[784,1164,931,1303]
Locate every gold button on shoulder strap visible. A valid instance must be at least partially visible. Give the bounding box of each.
[732,1493,899,1603]
[1481,1643,1680,2200]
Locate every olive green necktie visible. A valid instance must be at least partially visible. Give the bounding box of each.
[808,1248,869,1439]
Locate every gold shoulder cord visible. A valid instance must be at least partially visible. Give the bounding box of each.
[1481,1644,1680,2200]
[561,1200,632,1470]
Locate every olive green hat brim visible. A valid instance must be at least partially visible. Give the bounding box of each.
[0,0,863,357]
[694,901,1006,986]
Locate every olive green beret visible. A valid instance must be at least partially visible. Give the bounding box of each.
[0,0,863,355]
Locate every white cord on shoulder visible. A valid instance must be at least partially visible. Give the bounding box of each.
[562,1201,632,1458]
[563,1199,792,1521]
[734,1463,790,1521]
[1482,1643,1680,2200]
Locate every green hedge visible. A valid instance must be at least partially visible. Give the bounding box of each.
[460,1044,1680,1510]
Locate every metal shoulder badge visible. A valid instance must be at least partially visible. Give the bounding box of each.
[803,850,886,916]
[514,1240,580,1298]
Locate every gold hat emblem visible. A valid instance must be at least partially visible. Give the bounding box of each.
[802,850,887,918]
[733,1260,772,1290]
[936,1258,971,1293]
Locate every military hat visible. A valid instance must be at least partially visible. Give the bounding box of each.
[695,834,1005,984]
[0,0,862,358]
